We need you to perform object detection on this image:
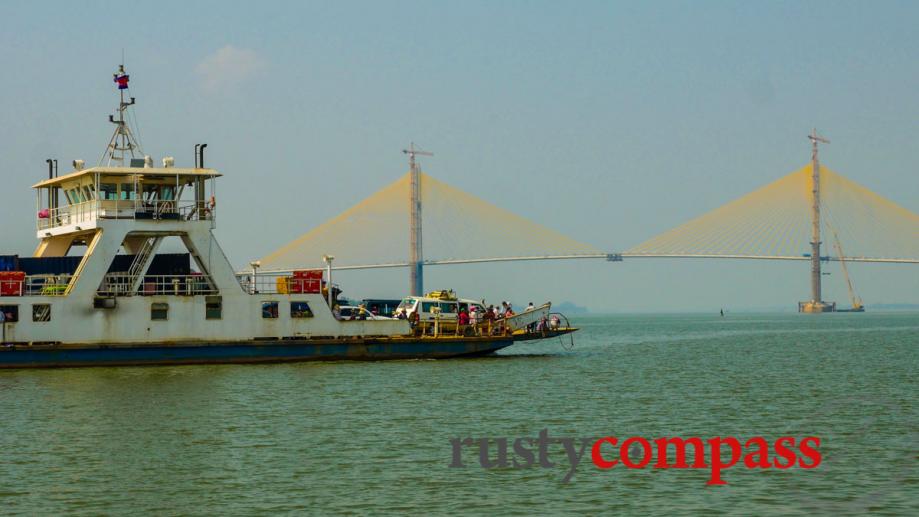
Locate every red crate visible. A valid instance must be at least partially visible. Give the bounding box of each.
[303,279,321,294]
[289,278,321,294]
[293,269,323,280]
[0,271,25,296]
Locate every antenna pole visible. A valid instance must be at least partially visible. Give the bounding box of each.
[103,64,142,165]
[403,143,433,295]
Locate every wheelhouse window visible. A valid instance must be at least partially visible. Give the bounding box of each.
[206,296,222,320]
[262,301,279,319]
[0,305,19,323]
[290,301,313,318]
[120,184,136,200]
[151,302,169,320]
[32,304,51,322]
[100,183,118,200]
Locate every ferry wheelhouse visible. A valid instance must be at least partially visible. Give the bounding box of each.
[0,66,575,368]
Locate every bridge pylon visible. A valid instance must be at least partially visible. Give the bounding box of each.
[403,143,433,296]
[799,129,836,313]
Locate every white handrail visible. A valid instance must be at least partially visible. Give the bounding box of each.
[98,273,217,296]
[37,200,213,230]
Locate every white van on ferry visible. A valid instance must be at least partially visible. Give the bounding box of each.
[394,290,486,322]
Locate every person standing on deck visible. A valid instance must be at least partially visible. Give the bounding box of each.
[483,306,495,335]
[525,302,536,332]
[458,308,469,335]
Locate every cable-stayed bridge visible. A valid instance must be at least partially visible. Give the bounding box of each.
[259,136,919,311]
[260,171,610,271]
[625,165,919,264]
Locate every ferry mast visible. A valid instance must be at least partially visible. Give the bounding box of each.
[102,64,143,165]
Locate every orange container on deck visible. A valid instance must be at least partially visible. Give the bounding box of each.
[276,276,290,294]
[0,271,25,296]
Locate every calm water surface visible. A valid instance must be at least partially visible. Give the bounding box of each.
[0,313,916,515]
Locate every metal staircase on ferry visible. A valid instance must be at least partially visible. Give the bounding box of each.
[126,236,161,294]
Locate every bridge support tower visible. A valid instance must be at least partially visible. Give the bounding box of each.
[799,129,836,313]
[403,143,432,296]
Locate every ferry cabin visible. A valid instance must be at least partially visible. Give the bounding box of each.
[0,162,408,346]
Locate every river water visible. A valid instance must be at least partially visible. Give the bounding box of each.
[0,313,916,515]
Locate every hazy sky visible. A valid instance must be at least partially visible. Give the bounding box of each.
[1,1,917,311]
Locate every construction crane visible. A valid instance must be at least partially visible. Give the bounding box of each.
[829,227,865,312]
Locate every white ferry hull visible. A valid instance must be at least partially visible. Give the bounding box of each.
[0,335,520,368]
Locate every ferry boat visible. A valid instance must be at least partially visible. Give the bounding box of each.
[0,65,576,368]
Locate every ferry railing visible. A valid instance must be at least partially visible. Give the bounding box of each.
[97,273,217,296]
[36,201,95,231]
[236,272,325,296]
[122,200,214,222]
[408,309,558,338]
[0,276,71,297]
[237,274,250,293]
[411,317,512,338]
[37,200,214,230]
[25,275,71,296]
